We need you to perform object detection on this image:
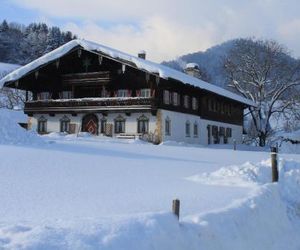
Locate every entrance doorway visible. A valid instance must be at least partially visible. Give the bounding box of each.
[82,114,99,135]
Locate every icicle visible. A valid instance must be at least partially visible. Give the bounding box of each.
[156,75,160,84]
[35,71,39,79]
[77,49,82,58]
[55,59,60,69]
[122,64,126,74]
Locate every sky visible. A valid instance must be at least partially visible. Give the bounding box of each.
[1,0,300,62]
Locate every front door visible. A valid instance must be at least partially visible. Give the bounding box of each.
[82,114,99,135]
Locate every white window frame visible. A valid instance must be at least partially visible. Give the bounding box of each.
[193,122,198,137]
[117,89,127,97]
[173,92,180,106]
[137,115,149,134]
[185,121,191,137]
[140,89,151,98]
[114,115,126,133]
[61,91,72,99]
[184,95,190,109]
[37,116,47,134]
[165,117,171,136]
[164,90,170,104]
[60,115,70,133]
[192,97,198,110]
[38,92,51,100]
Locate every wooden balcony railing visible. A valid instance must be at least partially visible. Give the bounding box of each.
[24,97,158,114]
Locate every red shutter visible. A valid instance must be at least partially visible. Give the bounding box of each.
[151,89,155,97]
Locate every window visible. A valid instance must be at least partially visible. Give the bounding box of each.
[137,115,149,134]
[114,115,125,133]
[61,91,72,99]
[192,97,198,110]
[226,128,232,138]
[172,92,180,106]
[37,116,47,134]
[164,90,170,104]
[165,117,171,136]
[38,92,51,100]
[117,89,127,97]
[193,122,198,137]
[185,121,190,137]
[140,89,151,97]
[60,116,70,133]
[101,119,107,133]
[184,95,190,108]
[212,125,219,144]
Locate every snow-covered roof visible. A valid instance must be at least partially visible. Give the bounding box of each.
[0,39,256,106]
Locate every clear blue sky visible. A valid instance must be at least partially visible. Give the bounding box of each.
[2,0,300,62]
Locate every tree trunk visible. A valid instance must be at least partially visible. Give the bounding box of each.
[259,133,267,147]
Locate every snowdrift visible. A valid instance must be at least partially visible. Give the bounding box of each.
[0,109,43,145]
[1,157,299,249]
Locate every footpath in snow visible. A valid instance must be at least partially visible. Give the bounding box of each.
[0,109,299,249]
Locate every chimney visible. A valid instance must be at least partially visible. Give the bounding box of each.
[184,63,201,78]
[138,50,146,59]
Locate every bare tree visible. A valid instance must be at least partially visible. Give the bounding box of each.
[0,87,26,109]
[224,38,300,146]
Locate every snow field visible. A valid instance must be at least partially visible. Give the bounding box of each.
[0,109,300,249]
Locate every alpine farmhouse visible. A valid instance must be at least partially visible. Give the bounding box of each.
[0,40,255,145]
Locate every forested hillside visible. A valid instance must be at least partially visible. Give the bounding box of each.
[0,20,76,65]
[162,39,299,89]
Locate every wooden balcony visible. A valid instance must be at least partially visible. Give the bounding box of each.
[24,97,158,114]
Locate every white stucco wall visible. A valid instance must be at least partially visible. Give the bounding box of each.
[30,112,157,136]
[29,110,243,145]
[160,109,201,144]
[159,109,243,145]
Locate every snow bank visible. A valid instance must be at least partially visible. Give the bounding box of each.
[0,149,299,249]
[0,109,43,145]
[2,159,300,249]
[187,159,272,186]
[184,158,300,250]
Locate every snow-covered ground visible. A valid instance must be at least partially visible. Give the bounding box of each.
[0,109,300,249]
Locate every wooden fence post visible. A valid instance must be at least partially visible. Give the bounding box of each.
[271,147,279,182]
[172,199,180,220]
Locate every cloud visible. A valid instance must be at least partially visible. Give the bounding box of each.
[64,17,217,62]
[9,0,300,60]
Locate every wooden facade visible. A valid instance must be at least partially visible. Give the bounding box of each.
[2,44,250,143]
